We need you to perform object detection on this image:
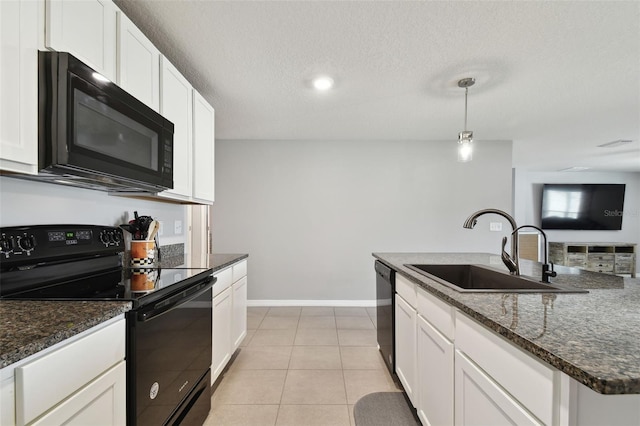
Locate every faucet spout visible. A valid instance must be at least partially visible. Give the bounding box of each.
[463,209,520,275]
[511,225,557,283]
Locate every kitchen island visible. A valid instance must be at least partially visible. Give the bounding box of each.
[375,252,640,425]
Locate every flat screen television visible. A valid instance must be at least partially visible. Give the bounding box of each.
[540,184,625,230]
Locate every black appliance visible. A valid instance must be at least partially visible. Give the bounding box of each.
[0,225,214,426]
[32,51,174,193]
[375,260,395,376]
[541,183,626,230]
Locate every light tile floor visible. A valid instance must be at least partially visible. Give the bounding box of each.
[204,306,402,426]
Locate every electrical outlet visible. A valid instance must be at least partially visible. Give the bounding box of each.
[174,220,182,235]
[490,222,503,232]
[158,221,164,236]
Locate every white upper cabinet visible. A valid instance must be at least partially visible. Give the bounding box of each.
[0,0,39,174]
[45,0,117,81]
[117,12,160,111]
[192,91,215,203]
[160,56,193,199]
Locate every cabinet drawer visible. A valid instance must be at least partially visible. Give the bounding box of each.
[396,274,416,308]
[232,260,247,282]
[455,313,556,425]
[213,267,233,297]
[566,254,587,265]
[15,318,125,425]
[586,265,614,273]
[588,253,614,262]
[615,265,633,274]
[416,285,454,341]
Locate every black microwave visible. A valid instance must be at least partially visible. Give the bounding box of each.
[36,51,173,193]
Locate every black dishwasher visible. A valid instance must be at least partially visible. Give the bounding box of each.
[375,260,395,376]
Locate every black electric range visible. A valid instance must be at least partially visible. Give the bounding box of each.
[0,224,214,425]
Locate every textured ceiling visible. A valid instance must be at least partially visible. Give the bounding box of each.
[114,0,640,172]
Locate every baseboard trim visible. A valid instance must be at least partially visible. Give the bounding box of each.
[247,299,376,307]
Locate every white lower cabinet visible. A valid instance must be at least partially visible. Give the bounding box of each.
[416,314,453,426]
[212,287,232,384]
[211,259,248,385]
[232,275,248,351]
[30,362,125,426]
[395,293,417,406]
[455,350,541,426]
[1,316,125,426]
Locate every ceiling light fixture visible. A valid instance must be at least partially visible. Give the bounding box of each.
[312,76,334,91]
[457,77,475,162]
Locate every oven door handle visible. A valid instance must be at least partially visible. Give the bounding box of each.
[138,276,214,322]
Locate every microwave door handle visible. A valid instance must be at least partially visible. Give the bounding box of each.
[138,276,214,322]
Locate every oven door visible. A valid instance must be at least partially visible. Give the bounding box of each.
[128,280,212,425]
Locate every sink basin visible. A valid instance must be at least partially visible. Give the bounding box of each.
[404,264,587,293]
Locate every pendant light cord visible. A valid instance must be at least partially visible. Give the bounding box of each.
[464,87,468,132]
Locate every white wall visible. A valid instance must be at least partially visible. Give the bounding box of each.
[513,170,640,271]
[0,177,188,246]
[213,139,513,303]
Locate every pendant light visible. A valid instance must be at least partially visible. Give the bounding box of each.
[457,77,475,162]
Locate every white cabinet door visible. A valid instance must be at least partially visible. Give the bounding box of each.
[160,56,192,198]
[46,0,117,81]
[0,0,39,174]
[417,314,454,426]
[31,362,126,426]
[231,276,247,351]
[394,294,417,407]
[212,287,232,385]
[117,12,159,111]
[455,350,541,426]
[192,91,215,203]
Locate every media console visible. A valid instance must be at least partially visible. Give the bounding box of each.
[549,242,636,277]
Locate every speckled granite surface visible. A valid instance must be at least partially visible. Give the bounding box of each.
[208,253,249,272]
[0,301,131,369]
[373,253,640,395]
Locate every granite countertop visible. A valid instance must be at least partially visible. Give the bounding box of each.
[373,252,640,395]
[0,253,247,370]
[208,253,249,272]
[0,301,131,369]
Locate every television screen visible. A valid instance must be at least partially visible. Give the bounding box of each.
[541,184,625,230]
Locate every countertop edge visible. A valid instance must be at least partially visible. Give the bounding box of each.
[209,253,249,273]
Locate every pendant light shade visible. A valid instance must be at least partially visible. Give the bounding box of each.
[457,78,475,162]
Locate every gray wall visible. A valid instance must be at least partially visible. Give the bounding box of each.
[213,139,513,304]
[513,170,640,271]
[0,178,188,247]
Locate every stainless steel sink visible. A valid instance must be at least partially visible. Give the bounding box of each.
[404,264,588,293]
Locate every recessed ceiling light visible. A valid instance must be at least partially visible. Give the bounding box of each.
[558,166,591,172]
[312,76,334,91]
[597,139,633,148]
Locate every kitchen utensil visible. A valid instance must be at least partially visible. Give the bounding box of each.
[146,220,160,241]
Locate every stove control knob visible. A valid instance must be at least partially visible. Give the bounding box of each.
[18,234,36,251]
[100,230,113,245]
[112,230,123,245]
[0,235,15,253]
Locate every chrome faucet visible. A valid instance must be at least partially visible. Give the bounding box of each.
[463,209,520,275]
[511,225,557,283]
